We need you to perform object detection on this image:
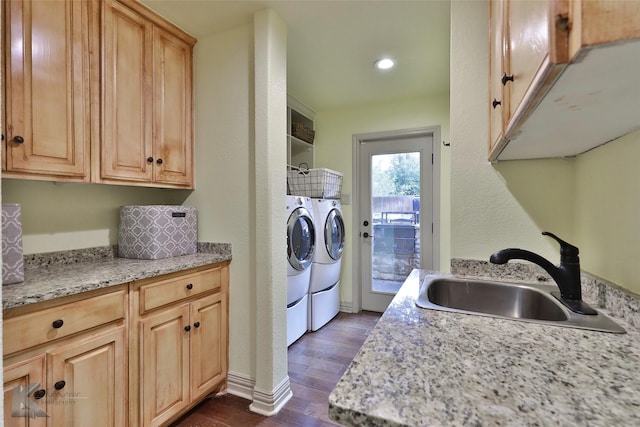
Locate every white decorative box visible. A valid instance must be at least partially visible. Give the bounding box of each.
[2,204,25,285]
[118,205,197,260]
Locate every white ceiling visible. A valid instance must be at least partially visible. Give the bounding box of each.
[141,0,451,112]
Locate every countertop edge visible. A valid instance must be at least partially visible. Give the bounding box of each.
[2,243,232,310]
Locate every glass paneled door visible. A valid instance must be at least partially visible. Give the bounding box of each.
[359,132,434,312]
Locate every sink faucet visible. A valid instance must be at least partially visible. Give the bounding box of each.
[490,232,596,315]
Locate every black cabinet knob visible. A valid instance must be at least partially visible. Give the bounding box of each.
[54,380,66,390]
[186,283,193,290]
[147,157,154,163]
[492,99,502,109]
[193,322,201,328]
[184,325,191,332]
[363,232,369,238]
[33,389,46,399]
[156,158,163,165]
[14,135,24,144]
[363,220,369,226]
[501,73,514,86]
[52,319,64,329]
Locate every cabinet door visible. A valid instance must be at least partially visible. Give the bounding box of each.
[102,0,153,183]
[3,355,47,427]
[489,0,506,153]
[47,326,127,427]
[4,0,90,180]
[504,0,550,120]
[152,27,194,187]
[141,303,190,427]
[190,292,228,400]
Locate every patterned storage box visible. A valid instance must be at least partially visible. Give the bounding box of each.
[287,168,343,199]
[118,205,197,260]
[2,204,25,285]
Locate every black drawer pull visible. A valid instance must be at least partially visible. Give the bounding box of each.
[184,325,191,332]
[186,283,193,290]
[54,380,66,390]
[52,319,64,329]
[193,322,201,328]
[33,389,46,399]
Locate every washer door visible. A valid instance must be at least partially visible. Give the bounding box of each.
[324,209,345,261]
[287,207,315,271]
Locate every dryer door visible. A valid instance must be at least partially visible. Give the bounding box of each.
[287,207,315,270]
[324,209,345,261]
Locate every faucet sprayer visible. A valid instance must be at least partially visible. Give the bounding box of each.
[490,232,596,315]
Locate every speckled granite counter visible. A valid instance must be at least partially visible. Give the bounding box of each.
[2,242,231,310]
[329,267,640,426]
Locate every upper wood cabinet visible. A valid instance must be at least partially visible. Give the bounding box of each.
[488,0,506,152]
[488,0,640,162]
[2,0,196,189]
[99,0,196,189]
[2,0,95,182]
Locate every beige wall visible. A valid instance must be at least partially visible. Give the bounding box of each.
[574,129,640,294]
[183,24,257,383]
[312,95,451,306]
[2,179,182,254]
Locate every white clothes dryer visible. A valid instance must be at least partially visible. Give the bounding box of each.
[286,195,315,346]
[309,198,345,331]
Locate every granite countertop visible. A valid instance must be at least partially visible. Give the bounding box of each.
[329,268,640,426]
[2,243,231,310]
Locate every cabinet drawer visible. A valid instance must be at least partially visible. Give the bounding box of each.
[3,289,127,355]
[139,267,222,314]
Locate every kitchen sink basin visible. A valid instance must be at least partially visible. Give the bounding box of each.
[416,275,626,333]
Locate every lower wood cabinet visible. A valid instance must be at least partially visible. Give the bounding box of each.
[131,262,229,427]
[3,355,47,427]
[3,287,128,427]
[3,261,229,427]
[138,292,228,426]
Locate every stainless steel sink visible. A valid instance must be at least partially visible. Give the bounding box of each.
[416,275,626,333]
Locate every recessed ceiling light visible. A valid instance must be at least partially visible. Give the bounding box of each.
[374,58,395,70]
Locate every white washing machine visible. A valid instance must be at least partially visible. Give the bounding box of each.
[286,195,315,346]
[309,198,345,331]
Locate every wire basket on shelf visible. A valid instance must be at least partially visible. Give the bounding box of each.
[287,168,343,199]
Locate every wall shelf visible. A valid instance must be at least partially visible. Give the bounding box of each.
[287,95,315,170]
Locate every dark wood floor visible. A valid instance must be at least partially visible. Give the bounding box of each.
[171,311,381,427]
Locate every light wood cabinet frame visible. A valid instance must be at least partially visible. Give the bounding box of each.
[488,0,640,162]
[2,0,196,189]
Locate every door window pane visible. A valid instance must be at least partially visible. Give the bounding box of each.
[370,153,420,294]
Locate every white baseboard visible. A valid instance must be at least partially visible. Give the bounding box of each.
[249,376,293,416]
[226,371,255,400]
[227,371,293,416]
[340,301,355,313]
